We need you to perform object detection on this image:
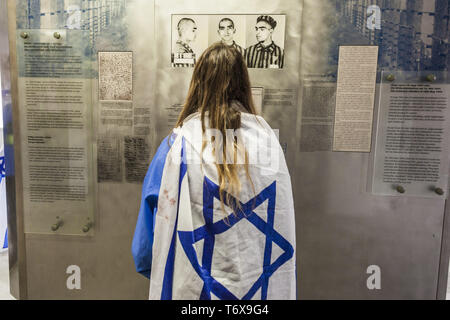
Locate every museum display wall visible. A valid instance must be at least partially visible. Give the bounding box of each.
[0,0,449,299]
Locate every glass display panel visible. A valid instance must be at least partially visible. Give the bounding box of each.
[16,29,95,235]
[372,71,450,198]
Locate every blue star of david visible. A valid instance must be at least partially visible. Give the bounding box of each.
[177,176,294,300]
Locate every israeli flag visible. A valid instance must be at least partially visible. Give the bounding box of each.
[0,150,7,250]
[132,112,296,300]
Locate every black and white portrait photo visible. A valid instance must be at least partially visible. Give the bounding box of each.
[208,15,246,56]
[171,14,286,69]
[171,15,209,68]
[245,15,286,69]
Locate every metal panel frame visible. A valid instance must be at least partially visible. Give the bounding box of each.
[3,0,150,299]
[296,0,449,300]
[2,0,27,299]
[437,183,450,299]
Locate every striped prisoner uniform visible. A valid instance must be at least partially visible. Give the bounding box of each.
[172,40,196,68]
[245,41,284,69]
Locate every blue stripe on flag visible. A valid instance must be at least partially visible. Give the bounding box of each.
[2,229,7,249]
[161,137,187,300]
[199,180,215,300]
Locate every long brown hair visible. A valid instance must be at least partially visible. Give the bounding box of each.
[175,42,256,215]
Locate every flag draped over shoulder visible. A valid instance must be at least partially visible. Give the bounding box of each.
[132,112,296,300]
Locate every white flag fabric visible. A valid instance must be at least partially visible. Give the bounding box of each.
[132,112,296,300]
